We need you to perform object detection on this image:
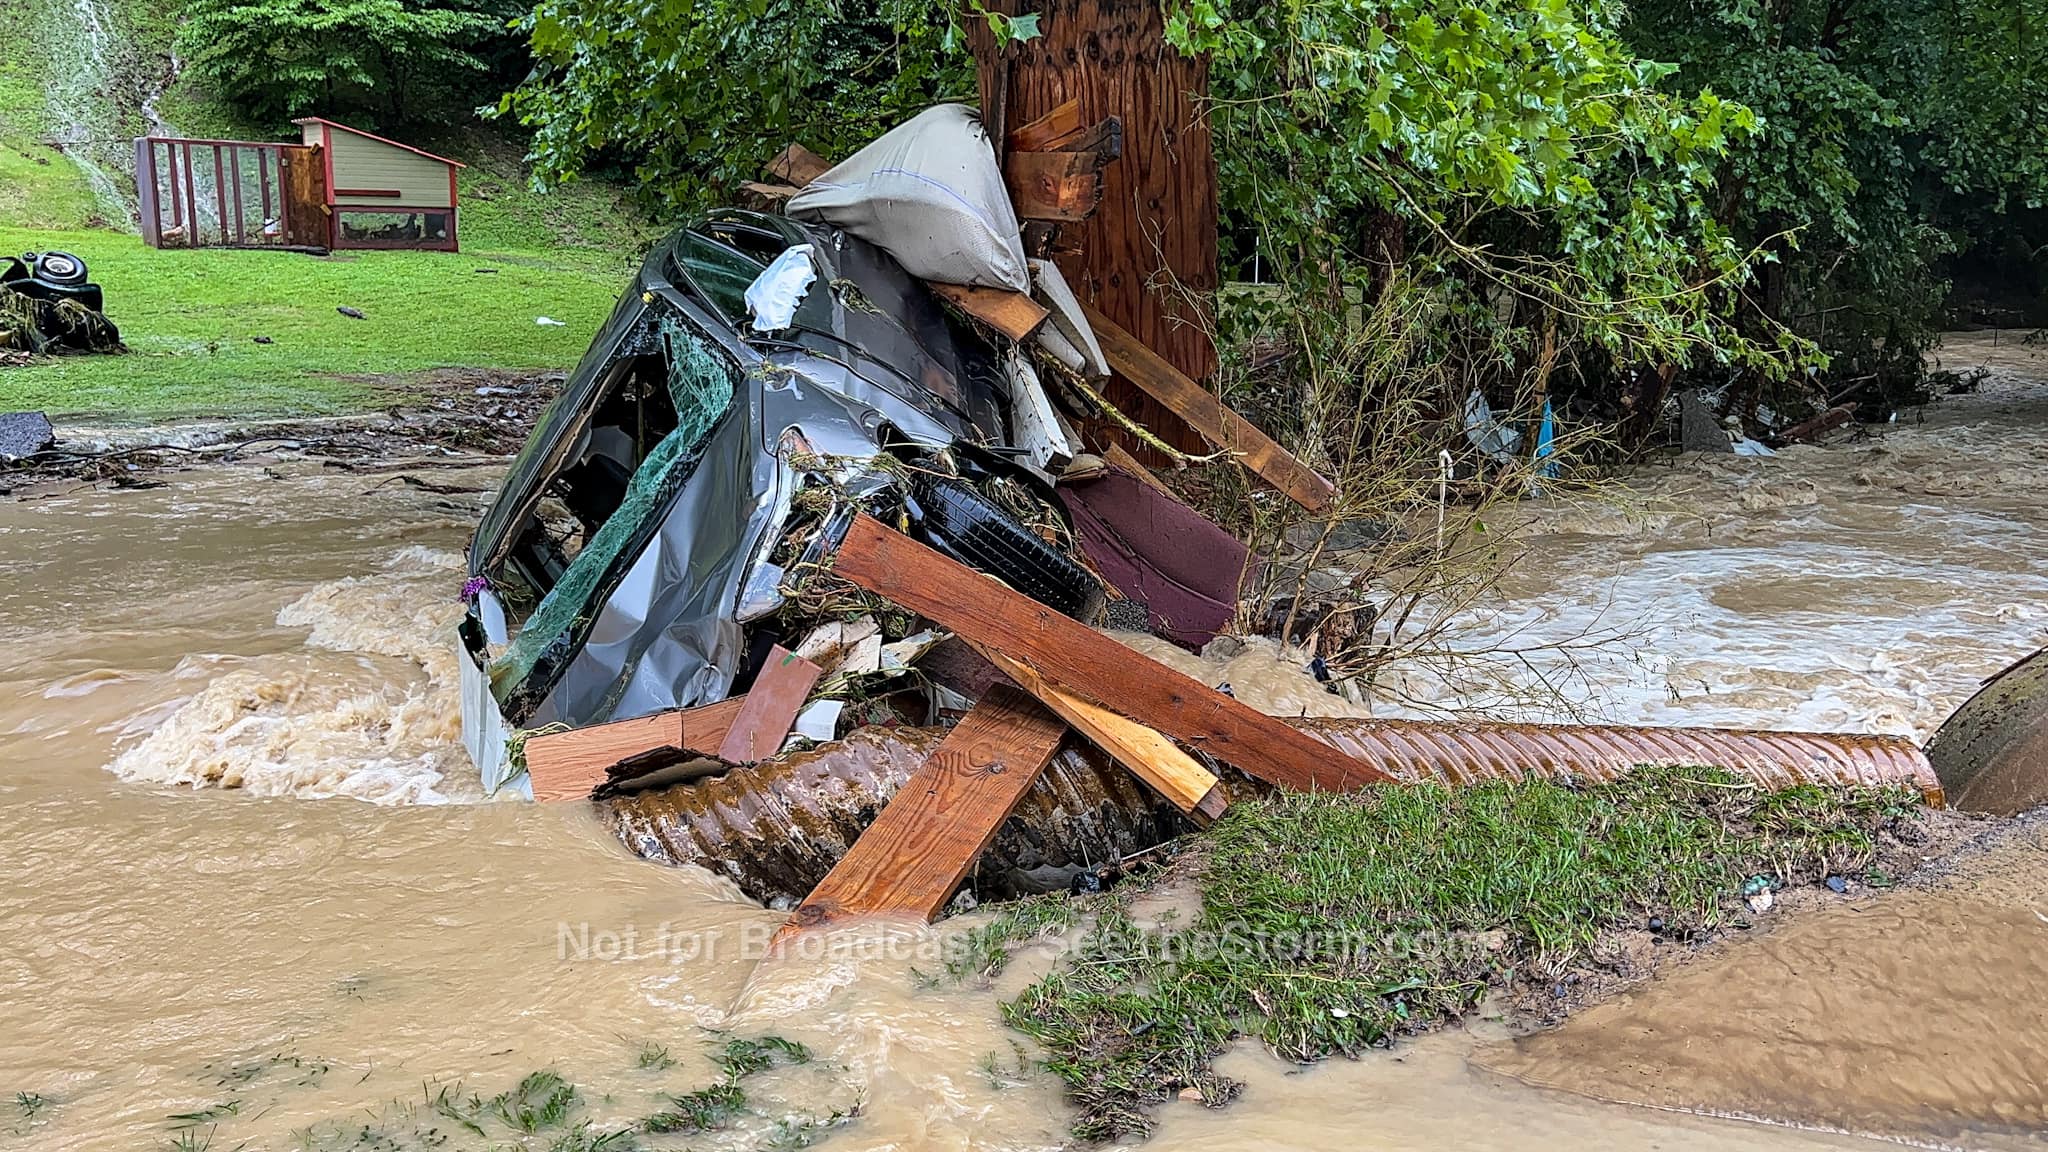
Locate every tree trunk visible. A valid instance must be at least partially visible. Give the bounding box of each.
[973,0,1220,460]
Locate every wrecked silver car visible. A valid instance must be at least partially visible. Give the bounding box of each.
[459,210,1099,790]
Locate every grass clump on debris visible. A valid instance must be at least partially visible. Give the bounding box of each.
[1002,766,1923,1141]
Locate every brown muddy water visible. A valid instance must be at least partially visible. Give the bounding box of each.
[2,331,2045,1150]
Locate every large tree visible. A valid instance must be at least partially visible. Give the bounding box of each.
[177,0,516,128]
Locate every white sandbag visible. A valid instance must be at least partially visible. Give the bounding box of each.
[786,104,1030,293]
[1029,258,1109,376]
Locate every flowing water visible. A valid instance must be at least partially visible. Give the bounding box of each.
[2,332,2045,1149]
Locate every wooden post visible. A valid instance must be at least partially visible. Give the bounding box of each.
[972,0,1220,459]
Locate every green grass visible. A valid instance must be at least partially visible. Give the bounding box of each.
[0,225,633,418]
[1001,767,1922,1141]
[2,2,669,422]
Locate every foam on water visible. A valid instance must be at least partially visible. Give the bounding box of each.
[105,548,473,805]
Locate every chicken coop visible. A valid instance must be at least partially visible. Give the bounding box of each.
[137,117,464,253]
[294,118,464,251]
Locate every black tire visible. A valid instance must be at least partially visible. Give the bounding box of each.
[30,251,87,286]
[909,473,1102,620]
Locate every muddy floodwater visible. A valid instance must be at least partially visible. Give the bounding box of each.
[3,331,2045,1150]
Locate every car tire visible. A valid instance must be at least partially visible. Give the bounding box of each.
[909,473,1102,620]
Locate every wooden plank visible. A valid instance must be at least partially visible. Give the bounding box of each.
[834,514,1388,791]
[718,646,824,763]
[971,642,1227,823]
[1102,442,1175,496]
[525,711,679,803]
[782,685,1067,933]
[738,181,800,210]
[1005,98,1085,152]
[1084,302,1336,513]
[767,143,832,187]
[927,281,1051,342]
[1004,150,1106,221]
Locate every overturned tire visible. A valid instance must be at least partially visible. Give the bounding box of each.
[1925,646,2048,815]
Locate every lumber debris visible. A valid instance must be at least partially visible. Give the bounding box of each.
[737,181,801,210]
[970,641,1228,823]
[1102,442,1175,496]
[1004,98,1086,153]
[777,685,1067,938]
[1005,150,1112,222]
[767,143,832,187]
[832,513,1389,792]
[526,696,750,802]
[1779,404,1855,445]
[927,281,1051,342]
[719,646,825,763]
[1084,301,1336,513]
[525,711,677,803]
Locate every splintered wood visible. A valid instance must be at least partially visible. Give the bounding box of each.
[779,685,1067,934]
[831,513,1390,793]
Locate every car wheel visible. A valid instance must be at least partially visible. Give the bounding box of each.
[909,473,1103,620]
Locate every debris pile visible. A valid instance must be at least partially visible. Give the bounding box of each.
[0,251,121,357]
[458,103,1942,927]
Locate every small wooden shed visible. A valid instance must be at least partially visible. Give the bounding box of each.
[293,117,465,252]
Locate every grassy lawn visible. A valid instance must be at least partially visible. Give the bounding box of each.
[2,0,669,423]
[1,227,636,419]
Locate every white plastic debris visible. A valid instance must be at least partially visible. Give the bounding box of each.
[1029,258,1109,376]
[744,243,818,331]
[787,699,845,748]
[535,316,567,327]
[1003,349,1077,475]
[1731,437,1778,457]
[786,104,1030,293]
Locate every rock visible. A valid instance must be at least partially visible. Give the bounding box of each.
[1680,390,1732,453]
[1647,916,1665,933]
[1178,1087,1204,1103]
[0,411,55,460]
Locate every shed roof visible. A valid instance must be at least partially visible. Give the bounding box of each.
[291,117,467,169]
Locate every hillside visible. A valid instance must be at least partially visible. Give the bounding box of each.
[0,0,666,421]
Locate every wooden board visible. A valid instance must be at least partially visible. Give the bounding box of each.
[971,642,1227,823]
[718,646,824,763]
[1102,442,1175,496]
[527,696,761,801]
[767,143,832,186]
[1085,302,1336,514]
[781,685,1067,934]
[738,181,800,209]
[927,282,1051,342]
[1005,98,1085,152]
[834,514,1388,792]
[1004,150,1107,221]
[525,711,679,803]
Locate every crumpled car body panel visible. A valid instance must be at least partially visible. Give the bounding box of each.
[461,213,1010,784]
